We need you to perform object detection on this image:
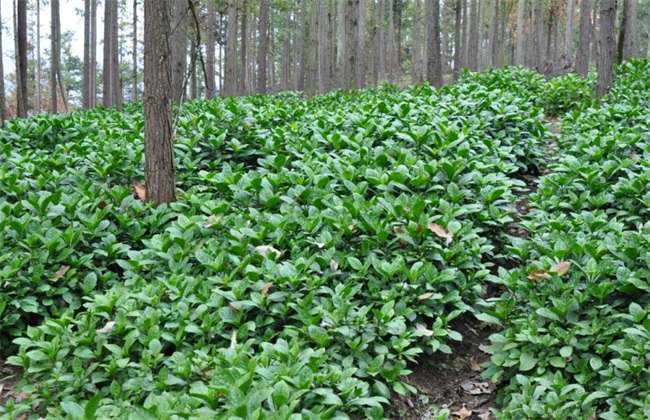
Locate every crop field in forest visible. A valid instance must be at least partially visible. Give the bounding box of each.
[1,60,650,419]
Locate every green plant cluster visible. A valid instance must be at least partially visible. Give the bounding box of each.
[1,75,546,417]
[482,59,650,418]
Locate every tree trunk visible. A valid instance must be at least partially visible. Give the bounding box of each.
[189,40,197,99]
[171,0,188,103]
[83,0,91,109]
[103,0,120,109]
[51,0,58,113]
[0,0,5,124]
[565,0,575,56]
[515,0,525,65]
[240,0,248,95]
[224,0,237,96]
[487,0,498,69]
[536,1,545,70]
[452,0,462,79]
[346,0,359,90]
[132,0,138,103]
[357,0,365,88]
[281,11,291,90]
[576,0,591,76]
[427,0,442,87]
[296,0,307,91]
[598,0,618,98]
[90,0,97,107]
[619,0,637,61]
[16,0,28,117]
[206,0,216,98]
[144,0,175,204]
[387,0,396,83]
[413,0,422,82]
[36,0,41,112]
[318,0,329,93]
[305,0,319,97]
[337,0,347,88]
[258,0,269,94]
[467,0,479,71]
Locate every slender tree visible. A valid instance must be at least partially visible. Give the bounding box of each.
[16,0,28,117]
[467,0,479,71]
[413,0,422,82]
[171,0,188,103]
[83,0,92,109]
[103,0,121,110]
[357,0,365,88]
[224,0,237,96]
[576,0,591,76]
[426,0,442,86]
[51,0,58,113]
[598,0,618,98]
[36,0,41,112]
[206,0,216,98]
[452,0,462,79]
[0,0,5,124]
[240,0,248,95]
[144,0,175,204]
[565,0,575,56]
[132,0,139,103]
[258,0,269,94]
[515,0,525,65]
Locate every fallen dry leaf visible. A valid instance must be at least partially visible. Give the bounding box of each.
[97,200,107,210]
[393,226,405,234]
[469,356,484,372]
[253,245,282,259]
[10,391,28,403]
[550,261,572,276]
[133,182,147,201]
[54,266,70,279]
[261,282,273,297]
[428,222,453,243]
[96,321,116,334]
[528,269,551,280]
[418,292,433,300]
[453,405,473,420]
[329,259,339,271]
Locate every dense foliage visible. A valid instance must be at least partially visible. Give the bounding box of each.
[1,61,649,418]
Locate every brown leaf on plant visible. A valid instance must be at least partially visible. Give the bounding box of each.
[329,259,339,271]
[528,269,551,280]
[96,321,116,334]
[428,223,453,243]
[415,224,422,233]
[418,292,433,301]
[452,405,473,420]
[97,201,107,210]
[261,282,273,297]
[133,182,147,201]
[54,266,70,279]
[469,356,484,372]
[393,226,404,234]
[550,261,572,276]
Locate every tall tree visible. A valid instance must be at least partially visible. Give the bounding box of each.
[144,0,175,204]
[240,0,248,95]
[16,0,28,117]
[206,0,216,98]
[36,0,41,112]
[452,0,462,79]
[0,0,5,124]
[413,0,423,82]
[515,0,525,65]
[467,0,479,71]
[576,0,591,76]
[90,0,97,107]
[536,0,545,70]
[258,0,270,94]
[103,0,121,110]
[296,0,307,91]
[598,0,618,98]
[51,0,69,113]
[132,0,139,103]
[618,0,638,62]
[83,0,92,109]
[224,0,237,96]
[171,0,188,103]
[426,0,442,86]
[357,0,365,88]
[487,0,498,69]
[565,0,575,56]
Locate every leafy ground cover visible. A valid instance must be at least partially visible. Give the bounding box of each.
[0,60,648,419]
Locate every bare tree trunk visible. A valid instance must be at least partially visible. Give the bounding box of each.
[103,0,120,109]
[576,0,591,76]
[357,0,365,88]
[83,0,91,109]
[281,11,291,90]
[171,0,188,102]
[305,0,319,97]
[258,0,269,94]
[90,0,97,107]
[565,0,575,56]
[387,0,396,83]
[206,0,216,98]
[189,40,197,99]
[224,0,237,96]
[296,0,307,91]
[487,0,497,69]
[0,0,5,124]
[467,0,479,71]
[515,0,525,65]
[337,0,347,88]
[132,0,138,103]
[413,0,422,82]
[318,0,328,93]
[144,0,175,204]
[620,0,637,61]
[427,0,442,87]
[240,0,248,95]
[346,0,359,90]
[36,0,41,112]
[51,0,58,113]
[598,0,618,98]
[16,0,28,117]
[536,1,545,70]
[452,0,462,79]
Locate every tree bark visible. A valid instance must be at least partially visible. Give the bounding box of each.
[83,0,91,109]
[144,0,175,204]
[565,0,575,56]
[337,0,347,87]
[16,0,28,117]
[240,0,248,95]
[281,11,291,90]
[487,0,498,69]
[90,0,97,107]
[357,0,365,88]
[103,0,121,110]
[467,0,479,71]
[206,0,216,98]
[619,0,637,61]
[0,0,5,124]
[318,0,329,93]
[258,0,269,94]
[598,0,618,98]
[452,0,462,79]
[296,0,307,91]
[576,0,591,76]
[224,0,237,96]
[36,0,41,112]
[413,0,422,82]
[387,0,396,83]
[426,0,442,87]
[171,0,188,103]
[132,0,139,103]
[51,0,58,113]
[515,0,525,65]
[536,1,545,70]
